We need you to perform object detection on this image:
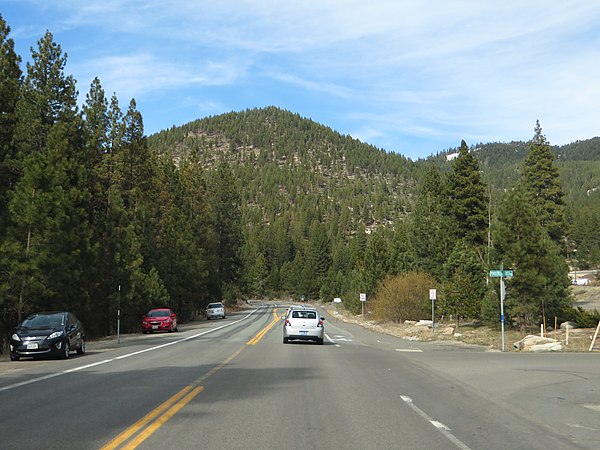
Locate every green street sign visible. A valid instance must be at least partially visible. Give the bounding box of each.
[489,270,514,278]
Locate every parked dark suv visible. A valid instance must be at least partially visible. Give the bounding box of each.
[9,311,85,361]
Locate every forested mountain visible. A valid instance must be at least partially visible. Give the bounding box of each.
[148,107,417,233]
[430,138,600,203]
[149,108,600,273]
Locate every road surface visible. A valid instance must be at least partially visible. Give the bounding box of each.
[0,303,598,449]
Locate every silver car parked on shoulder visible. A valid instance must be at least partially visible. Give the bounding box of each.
[206,302,226,320]
[283,308,324,345]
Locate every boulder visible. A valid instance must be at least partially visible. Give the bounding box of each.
[531,342,562,352]
[513,335,562,352]
[560,321,580,330]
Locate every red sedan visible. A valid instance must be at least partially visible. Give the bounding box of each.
[141,308,178,333]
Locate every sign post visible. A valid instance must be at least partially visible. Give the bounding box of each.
[360,293,366,321]
[429,289,437,335]
[117,284,121,344]
[489,268,513,352]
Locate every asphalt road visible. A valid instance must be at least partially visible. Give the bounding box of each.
[0,303,599,449]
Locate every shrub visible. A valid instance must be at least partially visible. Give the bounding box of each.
[567,307,600,328]
[370,272,436,322]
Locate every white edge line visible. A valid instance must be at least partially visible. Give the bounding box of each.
[0,307,268,393]
[400,394,472,450]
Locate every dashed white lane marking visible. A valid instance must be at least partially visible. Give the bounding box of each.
[395,348,423,353]
[400,395,472,450]
[324,333,338,347]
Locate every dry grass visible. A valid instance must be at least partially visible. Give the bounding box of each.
[325,306,599,352]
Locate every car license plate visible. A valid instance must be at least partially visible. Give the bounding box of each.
[152,325,158,330]
[27,343,39,350]
[300,330,308,335]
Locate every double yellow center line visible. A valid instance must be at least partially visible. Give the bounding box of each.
[102,308,283,449]
[247,308,282,345]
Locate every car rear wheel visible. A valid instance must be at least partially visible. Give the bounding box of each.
[283,337,289,344]
[61,340,70,359]
[76,338,86,355]
[317,338,324,345]
[10,353,20,361]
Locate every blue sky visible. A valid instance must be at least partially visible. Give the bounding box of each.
[2,1,600,160]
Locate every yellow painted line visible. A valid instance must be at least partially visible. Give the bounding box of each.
[100,386,194,450]
[247,308,282,345]
[196,346,245,383]
[102,308,282,449]
[122,386,204,450]
[102,347,244,450]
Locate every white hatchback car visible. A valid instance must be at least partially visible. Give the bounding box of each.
[283,308,324,345]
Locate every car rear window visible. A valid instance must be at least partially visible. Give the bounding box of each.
[292,310,317,319]
[208,303,223,308]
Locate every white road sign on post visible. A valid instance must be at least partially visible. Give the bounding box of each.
[360,293,366,321]
[430,289,436,335]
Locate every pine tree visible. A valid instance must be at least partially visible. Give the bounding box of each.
[363,230,390,295]
[493,184,572,330]
[301,220,332,299]
[409,163,453,280]
[0,14,22,232]
[441,241,486,326]
[445,140,488,247]
[3,122,91,319]
[210,159,244,301]
[522,120,566,245]
[0,32,92,320]
[115,99,155,210]
[12,31,78,166]
[180,157,217,303]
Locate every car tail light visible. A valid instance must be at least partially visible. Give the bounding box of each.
[317,319,324,327]
[285,319,291,326]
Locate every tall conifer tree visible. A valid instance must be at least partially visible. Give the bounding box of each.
[522,120,566,245]
[444,140,488,247]
[409,163,453,279]
[493,184,571,330]
[0,15,22,232]
[210,160,243,301]
[1,31,91,319]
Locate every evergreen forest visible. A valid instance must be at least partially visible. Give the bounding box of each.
[1,17,599,348]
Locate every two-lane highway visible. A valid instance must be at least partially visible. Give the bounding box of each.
[1,303,599,449]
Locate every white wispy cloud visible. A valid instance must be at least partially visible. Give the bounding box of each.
[4,0,600,157]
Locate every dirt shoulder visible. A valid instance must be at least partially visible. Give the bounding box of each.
[324,305,599,352]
